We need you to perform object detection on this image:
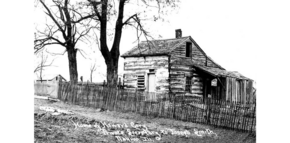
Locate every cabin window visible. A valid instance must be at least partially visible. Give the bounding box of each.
[185,77,192,92]
[186,42,192,57]
[211,78,217,86]
[137,75,145,90]
[149,69,155,73]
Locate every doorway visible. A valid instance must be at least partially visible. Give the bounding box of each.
[148,73,156,92]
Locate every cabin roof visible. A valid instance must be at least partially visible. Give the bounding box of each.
[194,65,251,80]
[121,36,224,69]
[56,74,67,81]
[171,58,251,80]
[121,36,190,57]
[40,74,67,81]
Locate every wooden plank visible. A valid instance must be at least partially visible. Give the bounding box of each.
[125,62,168,68]
[125,65,168,70]
[192,82,203,87]
[169,74,185,78]
[236,81,240,103]
[230,101,236,129]
[226,103,232,128]
[240,83,244,104]
[123,80,137,84]
[192,77,203,81]
[191,90,203,94]
[170,82,184,86]
[124,81,137,85]
[228,79,232,102]
[171,65,192,70]
[125,59,168,64]
[170,87,185,91]
[157,79,169,83]
[240,104,246,131]
[225,77,229,101]
[243,81,247,104]
[191,86,203,90]
[248,81,254,102]
[170,79,185,83]
[124,56,168,62]
[170,71,187,74]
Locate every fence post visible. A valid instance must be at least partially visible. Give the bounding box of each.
[113,88,118,111]
[250,100,256,132]
[51,81,257,133]
[134,90,138,113]
[57,83,62,99]
[206,98,211,124]
[255,98,258,124]
[118,78,121,89]
[172,95,176,119]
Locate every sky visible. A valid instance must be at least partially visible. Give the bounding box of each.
[35,0,262,83]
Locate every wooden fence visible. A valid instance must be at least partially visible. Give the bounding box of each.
[58,83,256,132]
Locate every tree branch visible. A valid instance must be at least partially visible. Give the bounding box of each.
[122,13,137,26]
[34,53,56,73]
[46,48,67,56]
[75,26,93,44]
[88,0,102,20]
[40,0,66,39]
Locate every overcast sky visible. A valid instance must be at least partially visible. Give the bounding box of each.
[34,0,290,84]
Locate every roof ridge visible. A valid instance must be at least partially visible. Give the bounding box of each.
[140,36,190,42]
[121,36,189,57]
[188,37,225,70]
[168,36,191,54]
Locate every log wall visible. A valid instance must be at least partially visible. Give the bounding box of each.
[169,61,204,97]
[123,56,170,93]
[170,38,220,68]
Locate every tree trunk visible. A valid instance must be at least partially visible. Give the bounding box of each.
[67,48,78,84]
[106,62,118,87]
[95,0,123,87]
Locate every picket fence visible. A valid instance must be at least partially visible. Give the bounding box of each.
[58,83,256,132]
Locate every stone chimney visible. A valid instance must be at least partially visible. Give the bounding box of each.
[175,29,182,38]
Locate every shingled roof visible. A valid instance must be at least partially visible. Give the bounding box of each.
[122,33,251,80]
[121,36,189,57]
[194,65,251,80]
[171,58,251,80]
[121,36,224,69]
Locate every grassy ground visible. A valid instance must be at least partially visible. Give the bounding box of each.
[34,98,255,143]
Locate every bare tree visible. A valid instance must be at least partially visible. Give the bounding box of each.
[35,0,94,83]
[90,61,97,82]
[34,50,55,81]
[86,0,179,87]
[34,32,49,54]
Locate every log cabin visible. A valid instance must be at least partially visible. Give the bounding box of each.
[121,29,255,103]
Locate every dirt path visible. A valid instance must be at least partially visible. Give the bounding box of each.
[34,98,255,143]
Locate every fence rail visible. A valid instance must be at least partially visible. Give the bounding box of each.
[58,83,256,132]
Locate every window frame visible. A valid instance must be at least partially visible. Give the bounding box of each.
[137,75,145,90]
[186,42,192,57]
[185,76,192,93]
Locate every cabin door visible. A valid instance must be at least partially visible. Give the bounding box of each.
[148,73,156,92]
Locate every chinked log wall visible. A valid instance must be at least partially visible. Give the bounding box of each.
[169,63,204,97]
[169,38,208,97]
[170,38,219,68]
[123,56,169,93]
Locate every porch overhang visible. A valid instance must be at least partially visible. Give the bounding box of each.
[171,58,252,80]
